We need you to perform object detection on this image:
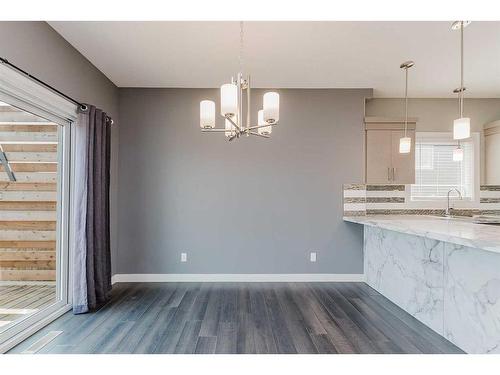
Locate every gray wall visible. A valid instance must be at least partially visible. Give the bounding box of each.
[0,22,120,271]
[366,98,500,183]
[117,88,371,274]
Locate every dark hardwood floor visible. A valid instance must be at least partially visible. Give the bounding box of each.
[9,282,463,354]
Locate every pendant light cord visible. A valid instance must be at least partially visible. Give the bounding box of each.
[460,21,464,118]
[404,67,408,137]
[457,21,465,151]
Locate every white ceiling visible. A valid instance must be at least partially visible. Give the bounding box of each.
[49,21,500,97]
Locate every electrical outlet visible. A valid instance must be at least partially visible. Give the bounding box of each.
[310,252,317,262]
[181,252,187,262]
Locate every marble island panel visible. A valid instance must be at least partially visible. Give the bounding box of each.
[353,218,500,354]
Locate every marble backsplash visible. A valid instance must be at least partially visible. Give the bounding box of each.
[343,184,500,216]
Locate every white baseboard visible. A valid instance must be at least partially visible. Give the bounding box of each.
[111,273,365,284]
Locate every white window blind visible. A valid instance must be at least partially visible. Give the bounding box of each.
[411,133,474,201]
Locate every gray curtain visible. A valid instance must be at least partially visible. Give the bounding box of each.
[86,106,112,310]
[73,105,112,313]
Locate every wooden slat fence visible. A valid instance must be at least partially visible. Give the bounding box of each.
[0,119,58,281]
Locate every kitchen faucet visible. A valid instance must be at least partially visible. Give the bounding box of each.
[446,188,463,217]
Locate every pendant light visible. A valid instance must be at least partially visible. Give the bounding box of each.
[452,21,471,140]
[399,61,414,154]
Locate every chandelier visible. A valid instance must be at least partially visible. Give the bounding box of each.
[199,22,280,141]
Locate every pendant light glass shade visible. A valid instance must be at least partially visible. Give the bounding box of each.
[263,92,279,123]
[225,117,235,137]
[453,146,464,161]
[399,137,411,154]
[200,100,215,129]
[220,83,238,117]
[257,109,272,135]
[453,117,471,140]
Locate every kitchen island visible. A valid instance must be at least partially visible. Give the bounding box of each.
[345,215,500,354]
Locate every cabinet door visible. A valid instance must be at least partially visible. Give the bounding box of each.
[485,132,500,184]
[366,130,392,183]
[391,130,415,184]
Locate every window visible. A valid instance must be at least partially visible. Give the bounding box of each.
[411,132,475,201]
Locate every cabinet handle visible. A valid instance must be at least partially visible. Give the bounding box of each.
[392,167,396,181]
[388,167,391,181]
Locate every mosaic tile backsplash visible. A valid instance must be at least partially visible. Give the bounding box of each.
[343,184,500,216]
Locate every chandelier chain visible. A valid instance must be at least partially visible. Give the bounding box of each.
[239,21,244,75]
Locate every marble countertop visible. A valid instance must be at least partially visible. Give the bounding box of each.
[344,215,500,254]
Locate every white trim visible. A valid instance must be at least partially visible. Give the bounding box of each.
[0,63,77,123]
[111,273,365,284]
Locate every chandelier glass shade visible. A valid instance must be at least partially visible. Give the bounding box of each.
[200,100,215,129]
[220,83,238,117]
[263,92,280,123]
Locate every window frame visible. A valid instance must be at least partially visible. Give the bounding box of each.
[405,131,480,209]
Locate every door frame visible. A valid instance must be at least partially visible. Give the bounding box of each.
[0,62,78,353]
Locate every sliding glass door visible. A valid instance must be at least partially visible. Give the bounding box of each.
[0,99,71,351]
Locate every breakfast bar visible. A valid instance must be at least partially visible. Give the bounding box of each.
[345,215,500,354]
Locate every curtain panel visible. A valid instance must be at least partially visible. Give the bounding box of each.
[72,105,112,314]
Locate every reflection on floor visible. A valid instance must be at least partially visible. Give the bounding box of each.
[0,283,56,329]
[9,282,464,354]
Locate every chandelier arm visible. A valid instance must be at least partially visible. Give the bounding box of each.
[201,128,231,132]
[225,115,241,131]
[248,131,270,139]
[246,123,279,131]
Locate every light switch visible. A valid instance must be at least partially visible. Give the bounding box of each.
[181,252,187,262]
[310,252,317,262]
